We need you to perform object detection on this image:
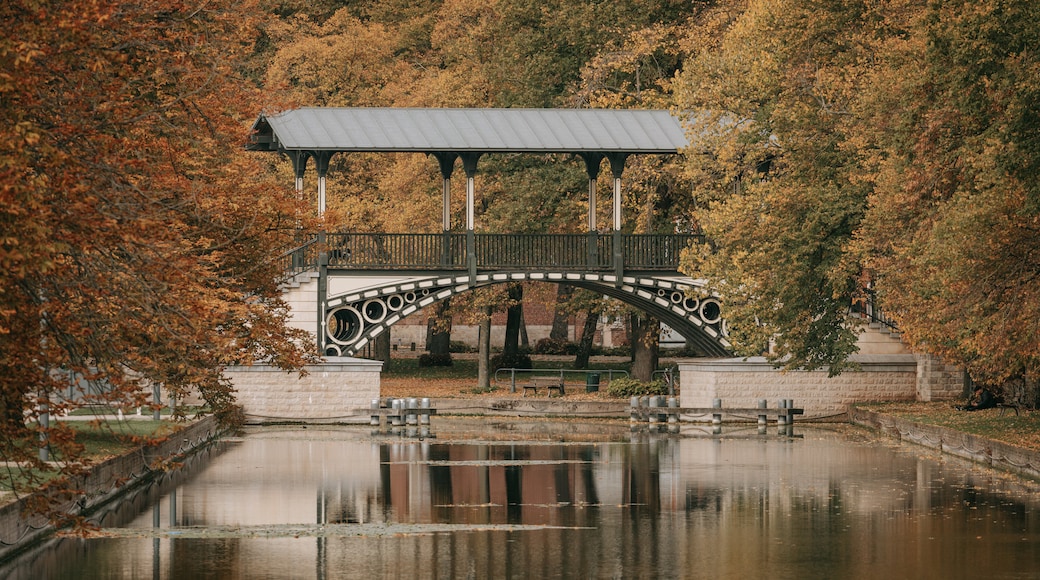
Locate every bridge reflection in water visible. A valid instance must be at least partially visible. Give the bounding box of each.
[8,419,1040,579]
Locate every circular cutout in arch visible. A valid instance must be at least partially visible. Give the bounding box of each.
[699,298,722,325]
[324,344,342,357]
[403,291,417,303]
[683,297,699,312]
[326,306,364,345]
[386,294,405,311]
[362,299,387,323]
[670,291,684,304]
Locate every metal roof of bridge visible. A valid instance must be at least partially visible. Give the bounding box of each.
[247,107,688,154]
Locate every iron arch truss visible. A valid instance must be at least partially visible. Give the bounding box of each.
[320,271,729,358]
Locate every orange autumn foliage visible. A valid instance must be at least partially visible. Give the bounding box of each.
[0,0,314,518]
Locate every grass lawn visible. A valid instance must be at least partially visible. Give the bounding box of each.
[62,419,177,460]
[1,419,177,496]
[857,401,1040,452]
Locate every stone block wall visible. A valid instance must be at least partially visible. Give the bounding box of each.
[282,272,319,337]
[678,355,920,418]
[915,353,967,401]
[224,357,382,424]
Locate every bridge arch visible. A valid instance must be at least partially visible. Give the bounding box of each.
[321,271,730,357]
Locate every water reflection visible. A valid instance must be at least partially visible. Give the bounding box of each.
[3,419,1040,579]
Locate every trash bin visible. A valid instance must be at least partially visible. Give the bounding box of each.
[586,372,601,393]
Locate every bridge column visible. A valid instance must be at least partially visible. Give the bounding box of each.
[313,151,335,217]
[433,153,459,267]
[580,153,605,269]
[287,151,310,198]
[606,153,628,285]
[461,153,482,281]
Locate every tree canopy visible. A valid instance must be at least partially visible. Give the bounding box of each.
[1,0,313,517]
[675,0,1040,389]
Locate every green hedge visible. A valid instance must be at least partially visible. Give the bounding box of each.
[606,377,668,398]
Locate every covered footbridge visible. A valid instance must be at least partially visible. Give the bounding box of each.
[248,107,730,356]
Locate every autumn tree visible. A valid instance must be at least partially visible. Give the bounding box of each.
[854,0,1040,399]
[675,0,879,374]
[0,0,312,518]
[675,0,1040,398]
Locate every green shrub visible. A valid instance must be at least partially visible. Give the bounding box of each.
[418,353,453,367]
[449,340,474,353]
[606,377,667,398]
[491,352,532,371]
[534,338,568,355]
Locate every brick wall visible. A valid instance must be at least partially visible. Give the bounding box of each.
[224,358,382,423]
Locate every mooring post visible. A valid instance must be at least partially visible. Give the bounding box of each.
[370,399,381,427]
[667,397,678,424]
[390,399,403,428]
[420,398,431,425]
[630,396,641,423]
[648,396,660,425]
[712,398,723,426]
[758,399,768,426]
[406,398,418,426]
[777,399,787,425]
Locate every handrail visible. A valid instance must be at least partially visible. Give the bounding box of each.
[493,367,629,393]
[318,232,703,271]
[277,236,321,277]
[851,292,899,332]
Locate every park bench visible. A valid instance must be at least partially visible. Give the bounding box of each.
[997,401,1023,416]
[524,376,565,397]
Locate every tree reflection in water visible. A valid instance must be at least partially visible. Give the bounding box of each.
[3,419,1040,580]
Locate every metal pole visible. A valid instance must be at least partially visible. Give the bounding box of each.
[588,177,597,231]
[38,399,49,462]
[443,177,451,231]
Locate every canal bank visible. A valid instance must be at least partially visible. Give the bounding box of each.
[849,406,1040,481]
[0,415,226,563]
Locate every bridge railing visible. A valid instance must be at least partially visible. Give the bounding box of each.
[278,237,322,278]
[284,232,704,272]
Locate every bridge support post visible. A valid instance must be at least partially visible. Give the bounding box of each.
[442,231,452,268]
[317,231,328,355]
[613,230,623,287]
[467,229,476,282]
[587,230,599,269]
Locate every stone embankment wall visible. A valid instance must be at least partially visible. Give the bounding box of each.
[849,407,1040,481]
[224,357,382,424]
[0,415,223,563]
[679,354,962,418]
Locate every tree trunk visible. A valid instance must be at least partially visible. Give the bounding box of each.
[573,307,600,370]
[503,283,523,356]
[426,299,452,356]
[373,329,391,362]
[550,284,573,341]
[477,307,492,390]
[631,314,660,382]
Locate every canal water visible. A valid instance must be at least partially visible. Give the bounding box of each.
[4,418,1040,579]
